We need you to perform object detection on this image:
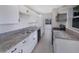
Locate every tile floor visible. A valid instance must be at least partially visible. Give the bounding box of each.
[33,27,53,53]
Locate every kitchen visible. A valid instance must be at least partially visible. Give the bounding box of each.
[0,5,79,53]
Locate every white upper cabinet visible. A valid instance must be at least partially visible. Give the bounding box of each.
[0,5,19,24]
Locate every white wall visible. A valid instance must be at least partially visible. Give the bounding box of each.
[0,6,19,24]
[43,13,52,19]
[52,9,59,27]
[0,15,43,33]
[66,8,73,29]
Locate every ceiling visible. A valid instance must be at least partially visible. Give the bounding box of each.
[26,5,62,14]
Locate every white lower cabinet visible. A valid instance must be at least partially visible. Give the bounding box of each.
[6,42,22,53]
[21,37,34,53]
[54,38,79,53]
[23,31,37,53]
[6,31,37,53]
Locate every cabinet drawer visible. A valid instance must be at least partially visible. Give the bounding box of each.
[6,42,22,53]
[20,36,37,53]
[7,46,21,53]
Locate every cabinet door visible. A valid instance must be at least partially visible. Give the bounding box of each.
[21,32,37,53]
[29,36,37,51]
[23,36,34,53]
[28,31,37,52]
[20,38,31,53]
[0,5,19,24]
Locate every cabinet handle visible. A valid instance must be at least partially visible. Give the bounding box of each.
[21,49,23,53]
[33,38,35,40]
[11,48,17,53]
[22,41,26,44]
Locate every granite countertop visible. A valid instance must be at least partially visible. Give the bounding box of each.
[53,30,79,41]
[0,26,39,52]
[0,33,28,52]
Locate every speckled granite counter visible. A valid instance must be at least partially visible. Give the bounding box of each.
[0,26,39,52]
[53,30,79,41]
